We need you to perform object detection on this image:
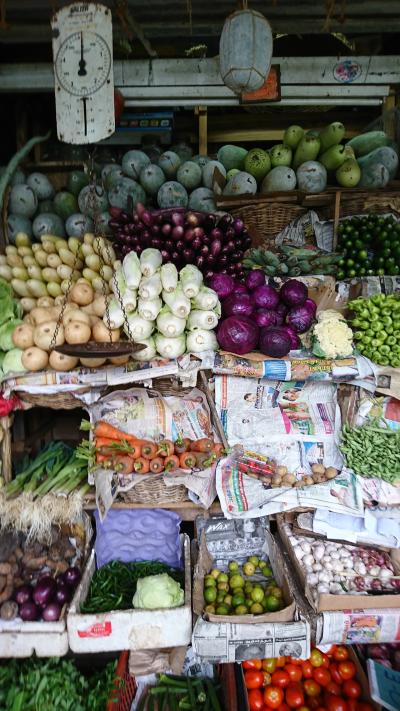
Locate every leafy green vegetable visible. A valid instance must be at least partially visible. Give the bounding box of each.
[2,348,26,377]
[0,295,17,328]
[0,319,22,351]
[132,573,184,609]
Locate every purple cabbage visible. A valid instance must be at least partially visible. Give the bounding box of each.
[286,304,315,333]
[275,301,288,320]
[304,297,317,315]
[254,309,279,328]
[252,284,279,310]
[280,325,300,350]
[259,327,292,358]
[280,279,308,307]
[222,292,254,318]
[207,273,235,300]
[217,316,259,355]
[233,282,249,295]
[245,269,265,291]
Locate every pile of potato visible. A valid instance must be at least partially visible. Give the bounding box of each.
[271,463,339,488]
[12,281,128,372]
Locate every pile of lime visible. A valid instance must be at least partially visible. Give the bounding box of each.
[336,214,400,280]
[203,556,284,616]
[350,293,400,367]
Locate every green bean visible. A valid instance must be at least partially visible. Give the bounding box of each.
[205,679,221,711]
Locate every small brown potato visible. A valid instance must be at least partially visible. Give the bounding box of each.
[49,350,79,372]
[311,463,325,476]
[64,321,91,345]
[91,294,108,317]
[70,281,94,306]
[22,347,49,372]
[30,307,55,326]
[62,308,91,328]
[271,474,282,487]
[33,321,64,350]
[276,465,288,477]
[54,295,64,307]
[92,320,120,343]
[325,467,338,479]
[109,355,130,366]
[302,475,314,486]
[312,472,326,484]
[294,480,306,488]
[37,296,54,308]
[12,323,34,350]
[282,473,297,486]
[80,357,106,368]
[88,315,100,327]
[20,297,37,313]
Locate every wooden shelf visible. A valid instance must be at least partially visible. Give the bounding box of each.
[84,497,222,521]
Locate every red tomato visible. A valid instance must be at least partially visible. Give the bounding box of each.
[315,708,328,711]
[338,662,356,681]
[298,707,311,711]
[326,645,337,657]
[263,672,272,687]
[264,686,284,709]
[345,701,358,711]
[245,671,265,689]
[313,668,331,687]
[248,688,264,711]
[276,705,290,711]
[333,646,349,662]
[342,680,361,699]
[325,682,342,696]
[325,695,348,711]
[263,659,278,674]
[272,670,291,689]
[356,705,374,711]
[286,664,303,683]
[321,654,330,669]
[308,700,322,710]
[304,680,321,698]
[288,658,304,666]
[302,661,314,679]
[329,664,342,686]
[310,650,325,668]
[286,683,305,709]
[244,659,263,670]
[277,657,288,668]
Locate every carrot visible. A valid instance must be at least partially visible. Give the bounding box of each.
[164,454,180,472]
[95,436,119,449]
[174,437,191,455]
[179,451,197,470]
[95,453,112,466]
[94,421,140,444]
[194,451,214,469]
[141,442,158,460]
[149,457,165,474]
[110,455,135,475]
[190,437,213,453]
[157,439,174,457]
[212,443,225,457]
[134,457,150,474]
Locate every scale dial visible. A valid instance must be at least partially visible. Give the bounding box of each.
[55,31,111,97]
[51,3,115,145]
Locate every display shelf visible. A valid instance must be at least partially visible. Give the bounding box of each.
[83,497,222,521]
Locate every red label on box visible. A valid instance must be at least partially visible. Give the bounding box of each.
[77,621,112,638]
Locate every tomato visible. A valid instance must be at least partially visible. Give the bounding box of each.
[245,671,265,689]
[286,683,305,709]
[277,657,288,668]
[342,680,361,699]
[264,685,284,709]
[304,680,321,698]
[313,668,331,687]
[244,659,263,670]
[333,646,349,662]
[286,664,303,683]
[276,705,290,711]
[263,672,272,686]
[338,661,356,681]
[321,654,330,669]
[325,695,348,711]
[310,650,325,668]
[329,664,342,686]
[288,658,304,666]
[263,659,278,674]
[248,688,264,711]
[308,700,322,710]
[356,704,374,711]
[302,661,314,679]
[325,682,341,696]
[272,670,291,689]
[298,707,311,711]
[345,701,358,711]
[327,645,337,658]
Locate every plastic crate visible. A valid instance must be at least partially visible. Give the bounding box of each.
[107,651,137,711]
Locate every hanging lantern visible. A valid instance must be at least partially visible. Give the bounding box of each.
[219,8,273,95]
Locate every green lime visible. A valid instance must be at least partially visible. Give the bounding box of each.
[244,582,253,594]
[217,573,228,583]
[204,587,217,603]
[204,575,217,587]
[228,561,239,572]
[270,586,283,598]
[243,562,256,576]
[251,587,265,603]
[250,602,264,615]
[248,556,259,567]
[229,574,244,589]
[210,569,221,580]
[215,604,230,615]
[217,582,229,592]
[224,594,232,606]
[265,595,281,612]
[234,605,248,615]
[233,586,245,597]
[204,604,215,615]
[217,591,226,603]
[262,566,273,578]
[231,594,245,607]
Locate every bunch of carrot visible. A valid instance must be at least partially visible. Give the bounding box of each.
[92,421,225,476]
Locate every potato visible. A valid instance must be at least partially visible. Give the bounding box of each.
[31,307,56,326]
[312,472,326,484]
[70,282,94,306]
[22,346,49,372]
[276,465,288,477]
[302,475,314,486]
[91,295,108,318]
[282,473,297,486]
[62,308,91,328]
[109,355,130,366]
[37,296,55,308]
[271,474,282,487]
[20,297,37,313]
[92,320,120,343]
[49,351,79,372]
[325,467,338,480]
[80,357,106,368]
[311,463,325,476]
[12,324,34,350]
[33,321,64,350]
[65,321,91,345]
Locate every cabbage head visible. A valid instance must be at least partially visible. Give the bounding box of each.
[0,319,22,351]
[132,573,184,609]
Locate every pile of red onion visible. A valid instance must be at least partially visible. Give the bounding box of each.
[14,566,81,622]
[108,204,251,280]
[209,272,317,356]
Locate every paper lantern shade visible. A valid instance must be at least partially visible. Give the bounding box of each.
[219,9,273,95]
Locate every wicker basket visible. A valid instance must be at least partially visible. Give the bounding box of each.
[121,476,188,505]
[229,202,307,247]
[18,389,90,410]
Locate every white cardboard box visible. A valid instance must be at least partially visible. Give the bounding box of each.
[0,617,68,658]
[67,534,192,653]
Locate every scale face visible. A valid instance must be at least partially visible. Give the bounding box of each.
[51,3,115,144]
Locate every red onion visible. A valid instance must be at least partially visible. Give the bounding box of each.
[161,223,172,237]
[19,601,40,621]
[64,567,81,587]
[172,225,184,240]
[14,585,32,605]
[171,211,184,227]
[186,212,199,227]
[42,602,62,622]
[33,576,56,606]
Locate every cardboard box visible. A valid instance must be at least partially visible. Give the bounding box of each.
[277,513,400,613]
[67,534,192,653]
[193,529,295,624]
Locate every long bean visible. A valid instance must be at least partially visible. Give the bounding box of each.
[340,419,400,484]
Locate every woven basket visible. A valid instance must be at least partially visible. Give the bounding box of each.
[19,389,89,410]
[230,202,307,247]
[121,476,188,505]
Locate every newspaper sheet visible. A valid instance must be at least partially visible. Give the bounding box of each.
[192,617,310,663]
[318,608,400,646]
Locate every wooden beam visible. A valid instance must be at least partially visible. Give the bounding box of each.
[197,105,208,155]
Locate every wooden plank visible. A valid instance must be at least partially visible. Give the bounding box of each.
[83,498,222,521]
